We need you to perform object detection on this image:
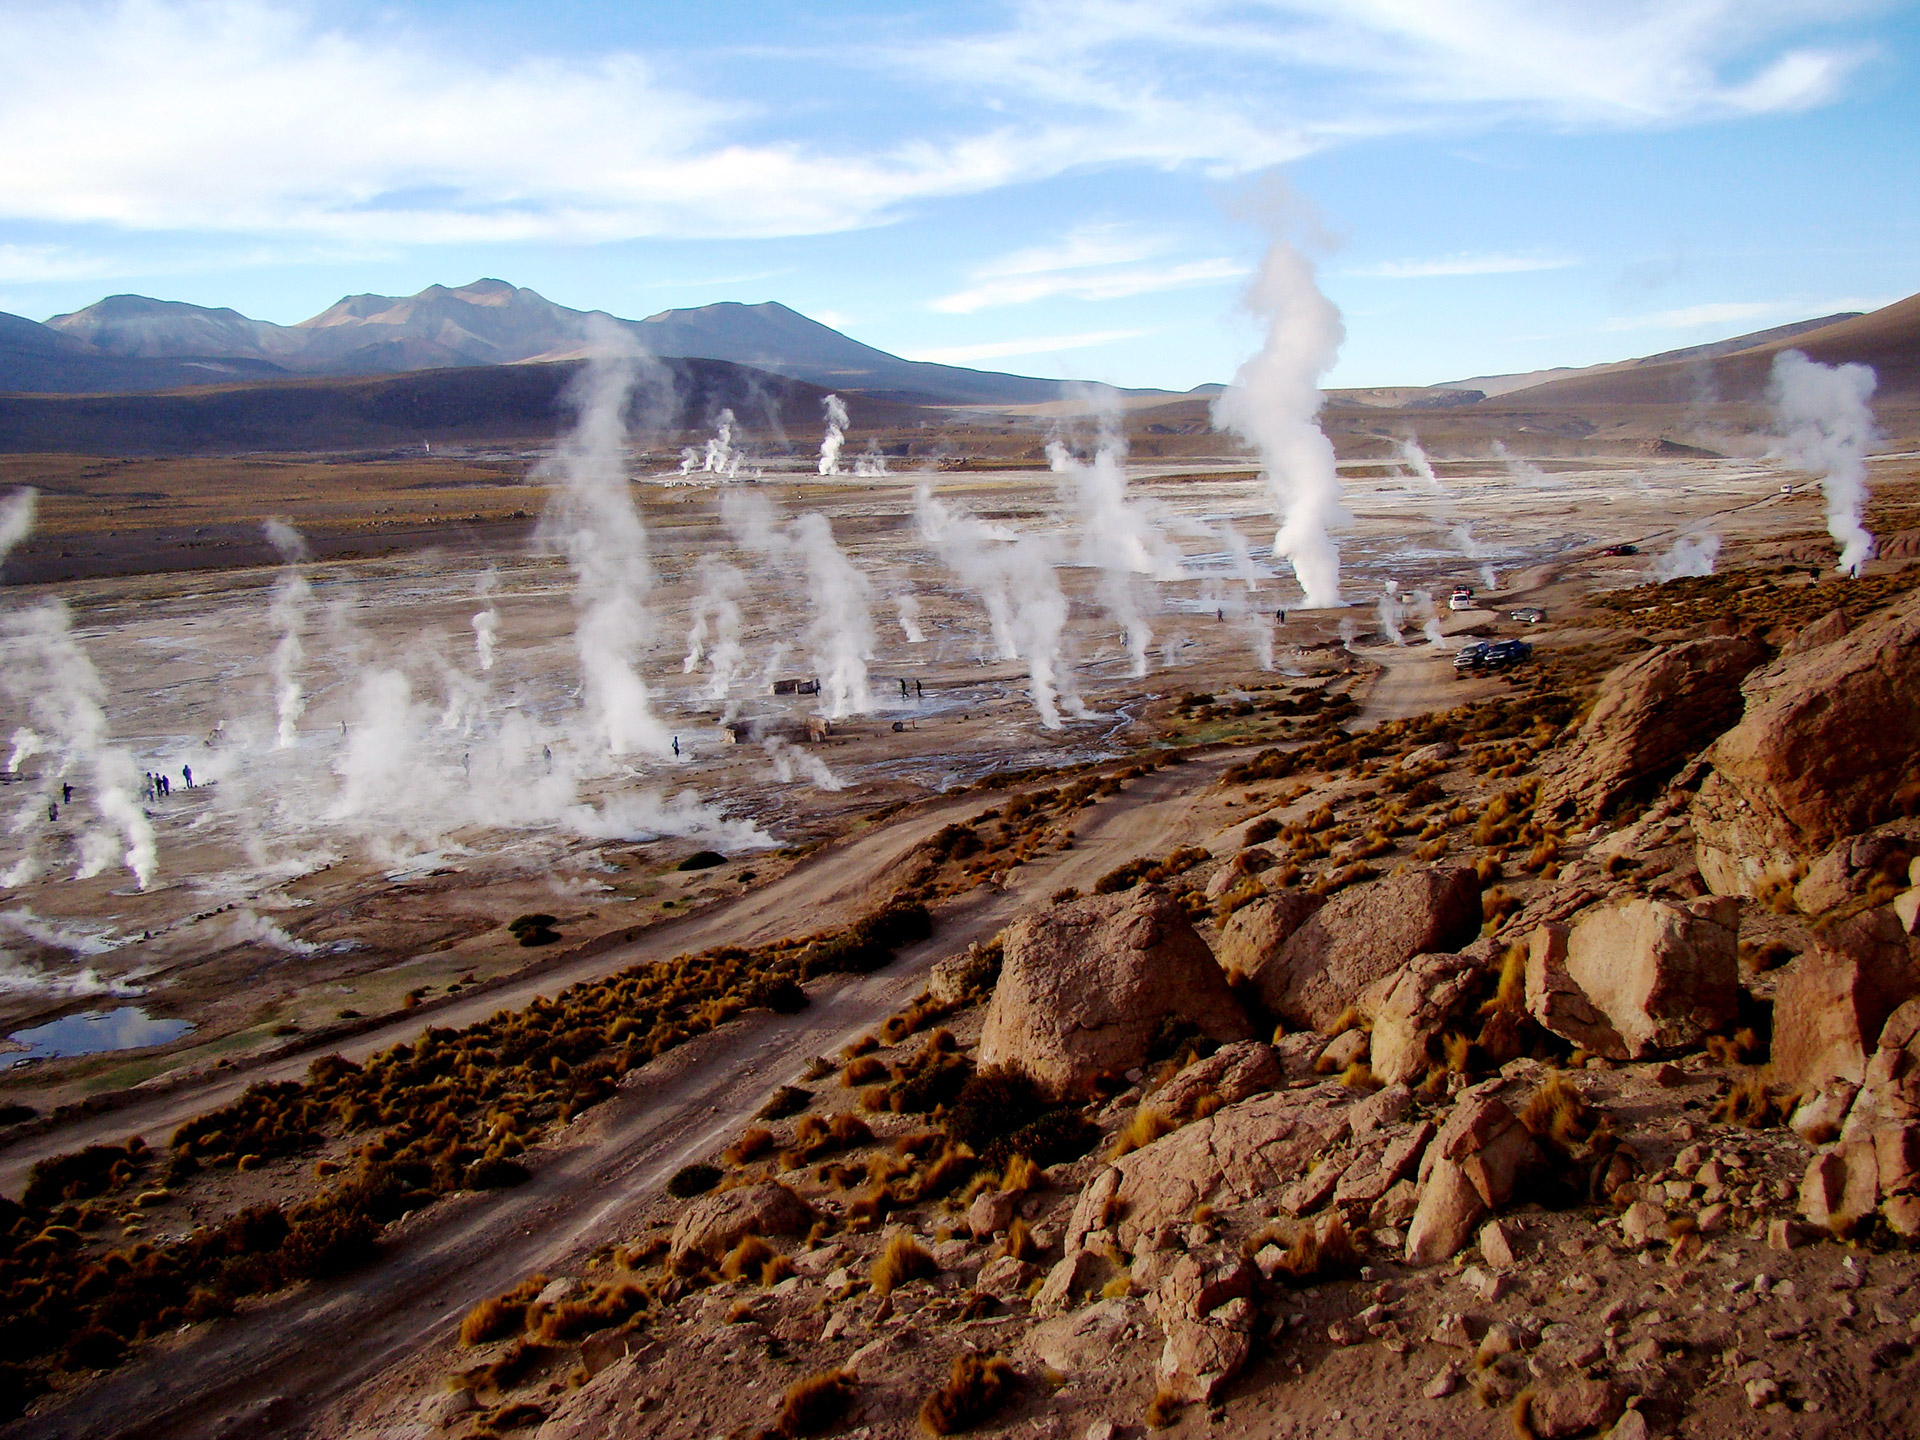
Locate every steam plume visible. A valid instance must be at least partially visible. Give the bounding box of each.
[682,556,748,703]
[471,570,499,672]
[1769,349,1879,576]
[264,519,311,748]
[1653,533,1721,580]
[0,489,36,569]
[896,592,926,644]
[818,394,849,476]
[539,327,672,756]
[1397,438,1497,590]
[1213,230,1348,607]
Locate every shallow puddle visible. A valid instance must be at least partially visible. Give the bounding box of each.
[3,1006,193,1067]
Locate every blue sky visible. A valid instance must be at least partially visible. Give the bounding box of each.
[0,0,1915,389]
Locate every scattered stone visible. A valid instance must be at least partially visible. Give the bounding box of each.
[1528,1376,1625,1440]
[1479,1219,1517,1269]
[968,1188,1018,1240]
[928,943,1001,1007]
[1370,952,1484,1085]
[1034,1250,1104,1316]
[1744,1376,1782,1408]
[1767,1218,1814,1251]
[975,1255,1038,1299]
[1318,1027,1370,1074]
[1424,1361,1463,1398]
[1800,1142,1880,1229]
[1791,1083,1861,1143]
[1607,1410,1651,1440]
[979,886,1253,1091]
[1022,1299,1135,1373]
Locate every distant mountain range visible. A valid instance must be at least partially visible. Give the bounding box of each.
[1,280,1084,406]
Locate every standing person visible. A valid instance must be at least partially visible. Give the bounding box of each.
[900,678,909,698]
[915,679,923,698]
[182,765,192,789]
[160,774,169,798]
[48,802,57,822]
[61,782,72,804]
[672,736,680,758]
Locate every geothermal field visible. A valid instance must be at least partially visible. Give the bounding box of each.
[0,371,1876,1093]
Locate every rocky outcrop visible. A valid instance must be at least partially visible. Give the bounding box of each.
[1149,1041,1284,1118]
[1144,1253,1258,1402]
[1557,897,1738,1058]
[978,887,1252,1092]
[1794,831,1918,915]
[1771,909,1919,1090]
[1242,868,1482,1031]
[1693,588,1920,895]
[667,1181,814,1263]
[1536,634,1765,823]
[1211,888,1322,980]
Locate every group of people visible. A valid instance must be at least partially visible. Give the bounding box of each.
[896,678,926,699]
[142,765,191,803]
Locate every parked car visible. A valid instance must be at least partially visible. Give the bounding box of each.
[1602,543,1640,557]
[1448,585,1476,611]
[1509,607,1546,624]
[1454,638,1532,675]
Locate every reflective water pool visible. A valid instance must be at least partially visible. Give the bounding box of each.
[4,1007,193,1067]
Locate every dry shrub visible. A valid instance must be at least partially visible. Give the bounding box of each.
[777,1369,857,1438]
[1108,1108,1177,1160]
[841,1035,878,1061]
[829,1113,873,1148]
[761,1253,795,1286]
[1474,855,1505,884]
[1754,871,1801,915]
[535,1284,644,1342]
[999,1154,1040,1195]
[1269,1211,1359,1283]
[758,1086,813,1121]
[1519,1074,1595,1149]
[1001,1217,1042,1262]
[844,1055,888,1087]
[460,1274,549,1345]
[871,1233,940,1296]
[724,1128,775,1166]
[1340,1061,1376,1090]
[1706,1028,1764,1066]
[1145,1389,1184,1429]
[1414,837,1450,861]
[1739,939,1795,974]
[1324,1006,1361,1038]
[919,1353,1016,1435]
[1712,1068,1784,1127]
[722,1235,777,1282]
[1481,886,1520,929]
[858,1085,891,1113]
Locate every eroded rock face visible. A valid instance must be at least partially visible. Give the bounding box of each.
[1149,1041,1284,1119]
[1370,952,1483,1085]
[1063,1087,1353,1258]
[1536,634,1765,824]
[978,887,1252,1093]
[1693,588,1920,895]
[1247,868,1482,1031]
[667,1181,814,1263]
[1212,889,1324,981]
[1560,897,1738,1058]
[1771,909,1920,1090]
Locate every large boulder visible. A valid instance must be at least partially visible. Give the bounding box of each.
[1559,897,1738,1058]
[668,1181,815,1263]
[1406,1092,1540,1266]
[1063,1088,1353,1258]
[1149,1040,1284,1118]
[1536,634,1765,823]
[1843,998,1920,1140]
[1771,909,1920,1090]
[1212,888,1323,979]
[978,886,1252,1092]
[1693,589,1920,895]
[1245,867,1482,1031]
[1369,952,1483,1085]
[1524,924,1628,1060]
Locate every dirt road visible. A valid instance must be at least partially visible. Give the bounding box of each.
[6,753,1241,1440]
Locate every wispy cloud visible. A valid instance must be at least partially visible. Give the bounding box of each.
[0,244,121,283]
[0,1,1878,246]
[1341,252,1579,279]
[901,328,1152,364]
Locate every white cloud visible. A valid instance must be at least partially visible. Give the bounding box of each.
[902,328,1153,364]
[1341,252,1579,279]
[0,1,1877,246]
[935,259,1248,313]
[0,244,121,283]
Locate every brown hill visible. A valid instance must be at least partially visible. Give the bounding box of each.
[1521,292,1920,406]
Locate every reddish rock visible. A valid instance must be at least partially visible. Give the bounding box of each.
[1370,952,1484,1085]
[1535,633,1764,824]
[1249,867,1483,1031]
[1771,909,1920,1090]
[1432,1091,1540,1208]
[1405,1157,1486,1266]
[1211,888,1324,980]
[1527,1376,1626,1439]
[1798,1142,1879,1230]
[1149,1041,1283,1119]
[1524,923,1628,1060]
[1873,1123,1920,1197]
[979,886,1252,1092]
[1795,832,1918,915]
[1694,588,1920,893]
[1561,897,1738,1058]
[668,1181,815,1263]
